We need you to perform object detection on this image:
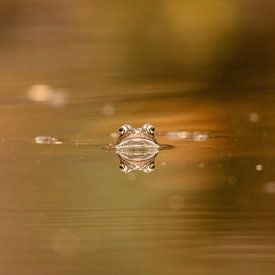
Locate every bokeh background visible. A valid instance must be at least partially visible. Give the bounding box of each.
[1,1,275,274]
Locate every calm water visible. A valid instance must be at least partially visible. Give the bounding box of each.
[1,1,275,274]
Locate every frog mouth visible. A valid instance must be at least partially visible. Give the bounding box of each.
[115,137,159,149]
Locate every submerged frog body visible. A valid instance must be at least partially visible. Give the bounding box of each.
[115,124,160,173]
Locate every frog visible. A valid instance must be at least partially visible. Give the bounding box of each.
[115,124,160,150]
[115,124,160,173]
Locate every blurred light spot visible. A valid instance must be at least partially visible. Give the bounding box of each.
[110,132,118,139]
[161,161,167,166]
[193,132,208,141]
[34,136,63,144]
[27,84,69,108]
[102,104,115,116]
[166,131,190,140]
[48,89,69,108]
[169,195,184,210]
[227,176,238,186]
[249,112,259,123]
[265,182,275,194]
[198,162,205,168]
[256,164,263,171]
[52,230,79,256]
[27,84,53,102]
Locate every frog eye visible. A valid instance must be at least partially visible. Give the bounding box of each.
[148,126,155,134]
[118,124,132,134]
[143,124,155,134]
[119,163,129,172]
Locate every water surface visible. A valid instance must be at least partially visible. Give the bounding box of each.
[1,1,275,274]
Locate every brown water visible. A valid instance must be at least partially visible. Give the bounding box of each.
[1,1,275,274]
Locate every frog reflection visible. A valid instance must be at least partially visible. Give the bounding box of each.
[115,124,160,173]
[117,150,158,173]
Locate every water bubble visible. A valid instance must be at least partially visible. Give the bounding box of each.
[193,132,208,141]
[34,136,63,144]
[256,164,263,171]
[249,112,259,123]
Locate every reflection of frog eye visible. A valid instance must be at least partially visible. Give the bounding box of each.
[143,124,155,134]
[144,163,155,173]
[118,124,131,134]
[119,163,129,172]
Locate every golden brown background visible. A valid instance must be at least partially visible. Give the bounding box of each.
[1,1,275,274]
